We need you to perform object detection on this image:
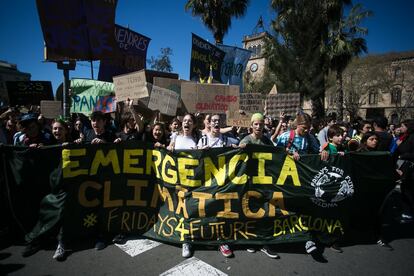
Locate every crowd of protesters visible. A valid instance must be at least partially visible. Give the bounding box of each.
[1,103,413,262]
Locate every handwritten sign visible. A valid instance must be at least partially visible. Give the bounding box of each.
[70,79,114,115]
[240,93,264,113]
[148,86,179,116]
[98,24,151,82]
[6,81,53,106]
[40,100,62,119]
[190,33,225,82]
[113,70,150,102]
[37,0,117,61]
[153,77,185,96]
[181,83,239,114]
[226,110,252,128]
[266,93,300,117]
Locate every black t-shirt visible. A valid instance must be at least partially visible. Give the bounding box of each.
[116,130,142,141]
[84,129,116,143]
[375,131,393,151]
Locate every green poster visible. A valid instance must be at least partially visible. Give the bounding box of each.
[70,79,115,115]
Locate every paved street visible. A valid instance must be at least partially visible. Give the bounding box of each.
[2,226,414,276]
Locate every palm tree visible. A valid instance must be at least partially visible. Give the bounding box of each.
[267,0,353,120]
[185,0,249,44]
[327,4,372,120]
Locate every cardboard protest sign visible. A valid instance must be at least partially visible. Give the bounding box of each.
[37,0,118,61]
[98,24,151,82]
[148,86,179,116]
[181,83,239,114]
[153,77,187,109]
[70,79,114,115]
[266,93,300,117]
[153,77,184,96]
[240,93,265,114]
[190,33,225,83]
[226,110,252,128]
[6,81,53,106]
[113,70,150,102]
[40,100,62,119]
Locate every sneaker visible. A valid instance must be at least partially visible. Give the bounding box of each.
[330,243,343,253]
[400,214,413,224]
[182,243,192,258]
[22,240,41,257]
[95,240,106,251]
[261,245,280,259]
[377,239,393,251]
[112,234,126,244]
[305,240,317,254]
[219,244,233,257]
[246,247,256,253]
[53,243,66,261]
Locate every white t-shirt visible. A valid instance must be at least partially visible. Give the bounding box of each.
[171,133,197,150]
[197,133,237,148]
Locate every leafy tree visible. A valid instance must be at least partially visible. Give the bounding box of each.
[326,3,372,120]
[147,47,173,72]
[262,0,357,119]
[185,0,249,44]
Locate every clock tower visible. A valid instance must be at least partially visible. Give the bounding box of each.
[242,17,270,83]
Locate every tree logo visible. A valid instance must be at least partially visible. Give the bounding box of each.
[310,166,354,208]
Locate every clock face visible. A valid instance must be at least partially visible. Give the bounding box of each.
[250,63,258,72]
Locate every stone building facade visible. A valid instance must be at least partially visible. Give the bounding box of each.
[298,52,414,122]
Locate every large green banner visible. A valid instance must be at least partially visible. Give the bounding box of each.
[0,143,395,245]
[58,142,396,245]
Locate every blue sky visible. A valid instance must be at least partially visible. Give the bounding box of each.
[0,0,413,93]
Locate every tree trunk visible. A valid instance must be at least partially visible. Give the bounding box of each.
[336,69,344,121]
[311,93,325,120]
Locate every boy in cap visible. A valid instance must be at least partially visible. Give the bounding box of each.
[14,113,53,147]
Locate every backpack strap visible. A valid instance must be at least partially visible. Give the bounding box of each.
[201,134,208,147]
[222,135,228,147]
[286,130,295,150]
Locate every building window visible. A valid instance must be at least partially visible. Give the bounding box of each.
[391,87,402,104]
[328,94,335,106]
[257,44,262,57]
[394,66,402,80]
[368,91,378,105]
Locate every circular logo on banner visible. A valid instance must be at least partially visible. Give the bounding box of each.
[310,166,354,208]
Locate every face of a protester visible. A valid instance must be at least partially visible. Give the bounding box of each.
[361,123,372,134]
[251,120,264,136]
[74,120,83,131]
[204,115,211,130]
[182,115,194,135]
[170,121,179,132]
[91,118,105,134]
[366,135,378,149]
[210,115,221,135]
[331,133,343,146]
[296,124,309,136]
[52,122,67,142]
[152,125,164,141]
[23,121,40,138]
[126,118,136,131]
[281,123,287,132]
[395,127,401,136]
[6,119,16,131]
